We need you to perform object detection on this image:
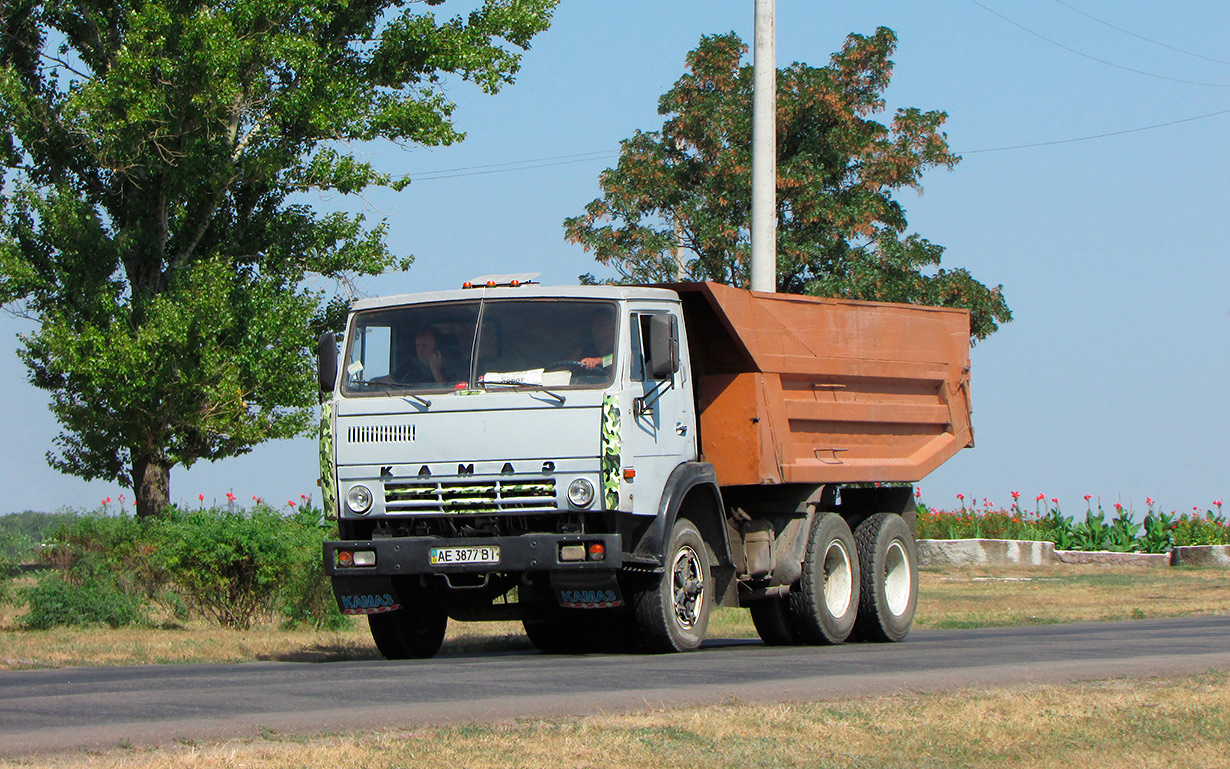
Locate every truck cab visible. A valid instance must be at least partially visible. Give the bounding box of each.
[320,279,720,656]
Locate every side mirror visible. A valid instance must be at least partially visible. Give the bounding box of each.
[317,331,338,393]
[645,315,679,380]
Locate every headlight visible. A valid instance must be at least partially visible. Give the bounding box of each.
[346,484,374,515]
[567,478,595,509]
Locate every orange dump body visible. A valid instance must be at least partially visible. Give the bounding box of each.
[666,282,973,488]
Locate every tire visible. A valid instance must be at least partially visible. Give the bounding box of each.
[367,585,448,659]
[750,597,798,645]
[787,513,859,644]
[634,518,712,652]
[852,513,918,643]
[522,617,580,654]
[523,610,637,654]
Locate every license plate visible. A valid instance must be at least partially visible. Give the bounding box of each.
[429,545,501,566]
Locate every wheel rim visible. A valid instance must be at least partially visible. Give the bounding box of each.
[822,539,853,617]
[671,545,705,629]
[884,539,912,616]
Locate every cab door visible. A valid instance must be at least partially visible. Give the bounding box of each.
[621,307,696,516]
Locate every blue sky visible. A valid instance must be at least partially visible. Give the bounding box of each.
[2,0,1227,516]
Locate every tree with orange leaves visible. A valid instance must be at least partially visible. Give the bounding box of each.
[564,28,1010,341]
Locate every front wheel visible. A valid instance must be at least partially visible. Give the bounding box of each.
[367,584,448,659]
[634,518,712,652]
[852,513,918,642]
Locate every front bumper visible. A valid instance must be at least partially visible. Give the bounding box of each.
[324,532,623,577]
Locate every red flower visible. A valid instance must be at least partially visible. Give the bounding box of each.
[957,493,964,500]
[1084,495,1092,502]
[226,492,236,502]
[288,500,296,508]
[1052,498,1058,504]
[1146,497,1154,506]
[1011,491,1020,500]
[102,497,111,505]
[198,493,205,502]
[1036,493,1045,502]
[1114,503,1123,512]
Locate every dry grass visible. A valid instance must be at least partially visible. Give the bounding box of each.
[1,564,1227,670]
[4,671,1228,768]
[916,563,1230,629]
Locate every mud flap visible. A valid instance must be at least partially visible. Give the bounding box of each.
[331,576,402,615]
[550,571,624,609]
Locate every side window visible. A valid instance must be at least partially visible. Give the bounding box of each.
[353,325,391,382]
[637,312,675,381]
[629,313,644,383]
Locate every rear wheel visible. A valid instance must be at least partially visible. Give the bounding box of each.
[852,513,918,642]
[367,585,448,659]
[787,513,859,644]
[750,598,798,645]
[634,518,711,652]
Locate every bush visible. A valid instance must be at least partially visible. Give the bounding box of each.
[916,504,1049,541]
[19,570,146,629]
[40,512,165,596]
[15,502,345,631]
[917,501,1214,555]
[1172,511,1230,547]
[150,506,303,629]
[0,533,15,606]
[278,506,348,630]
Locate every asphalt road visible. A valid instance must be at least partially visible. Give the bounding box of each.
[3,615,1229,756]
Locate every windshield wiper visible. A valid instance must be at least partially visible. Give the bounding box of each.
[479,380,565,404]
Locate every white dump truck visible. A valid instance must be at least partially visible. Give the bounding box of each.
[317,276,973,657]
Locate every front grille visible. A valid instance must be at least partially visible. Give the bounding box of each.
[348,424,415,444]
[384,479,558,515]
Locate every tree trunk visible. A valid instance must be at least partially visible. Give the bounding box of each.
[132,452,171,518]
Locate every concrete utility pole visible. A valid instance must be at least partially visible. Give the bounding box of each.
[749,0,776,294]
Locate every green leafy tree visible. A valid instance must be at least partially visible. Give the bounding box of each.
[0,0,556,516]
[565,28,1010,341]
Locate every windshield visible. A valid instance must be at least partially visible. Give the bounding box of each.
[342,299,617,395]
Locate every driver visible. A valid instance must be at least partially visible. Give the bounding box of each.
[393,327,459,384]
[577,310,615,370]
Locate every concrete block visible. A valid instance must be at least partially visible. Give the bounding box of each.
[1053,550,1170,567]
[918,539,1056,567]
[1170,545,1230,568]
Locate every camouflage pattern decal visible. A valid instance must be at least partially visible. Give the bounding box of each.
[319,402,338,517]
[601,393,621,509]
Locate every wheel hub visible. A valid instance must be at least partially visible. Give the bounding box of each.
[671,546,705,629]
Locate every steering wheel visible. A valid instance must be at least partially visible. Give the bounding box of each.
[544,360,590,374]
